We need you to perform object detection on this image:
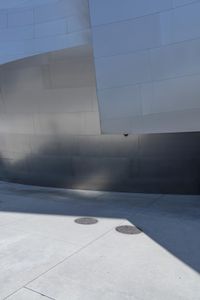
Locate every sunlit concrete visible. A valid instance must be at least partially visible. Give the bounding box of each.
[0,181,199,300]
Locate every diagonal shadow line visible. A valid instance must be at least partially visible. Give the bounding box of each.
[0,185,199,274]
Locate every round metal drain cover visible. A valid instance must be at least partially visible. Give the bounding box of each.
[75,217,98,225]
[115,225,142,235]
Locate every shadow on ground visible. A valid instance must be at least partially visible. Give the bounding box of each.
[0,182,200,274]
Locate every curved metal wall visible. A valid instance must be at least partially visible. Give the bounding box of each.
[2,0,200,135]
[0,47,200,194]
[90,0,200,134]
[0,0,200,194]
[0,0,90,64]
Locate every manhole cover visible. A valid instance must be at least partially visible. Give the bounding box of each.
[74,217,98,225]
[115,225,142,235]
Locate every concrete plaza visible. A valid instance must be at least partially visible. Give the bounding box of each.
[0,181,199,300]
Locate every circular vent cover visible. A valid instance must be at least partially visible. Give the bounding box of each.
[75,217,98,225]
[115,225,142,235]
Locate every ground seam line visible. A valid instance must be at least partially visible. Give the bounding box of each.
[25,224,122,285]
[24,287,56,300]
[3,221,121,300]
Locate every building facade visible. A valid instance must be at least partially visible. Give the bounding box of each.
[0,0,200,193]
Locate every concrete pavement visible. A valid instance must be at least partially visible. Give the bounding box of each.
[0,181,199,300]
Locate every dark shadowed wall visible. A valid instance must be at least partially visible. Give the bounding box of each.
[0,47,199,194]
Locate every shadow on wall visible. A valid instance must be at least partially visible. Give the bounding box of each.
[0,131,200,194]
[0,134,136,192]
[0,46,200,194]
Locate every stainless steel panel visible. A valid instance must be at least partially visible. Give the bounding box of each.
[0,47,199,194]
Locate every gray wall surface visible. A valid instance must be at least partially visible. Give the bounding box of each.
[0,47,199,194]
[2,0,200,135]
[0,0,90,64]
[90,0,200,134]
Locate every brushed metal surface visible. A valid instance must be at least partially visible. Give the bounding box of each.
[0,47,200,194]
[89,0,200,134]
